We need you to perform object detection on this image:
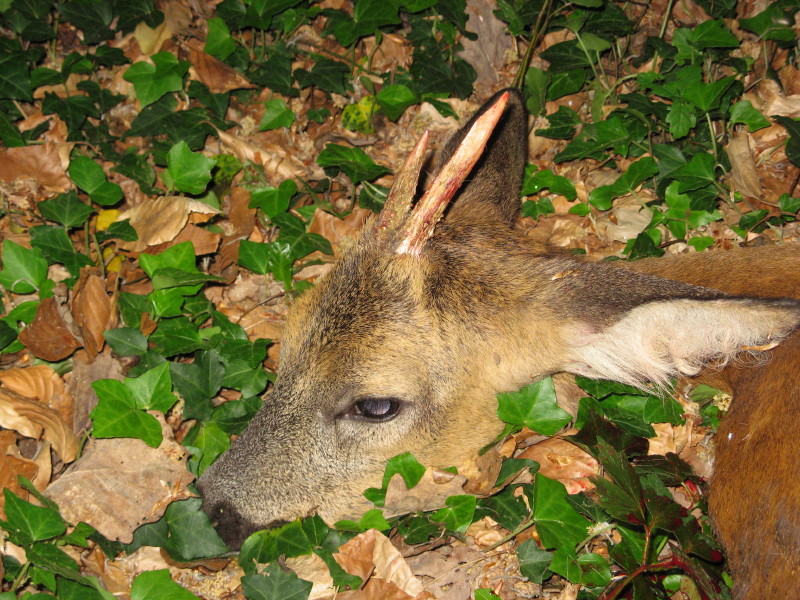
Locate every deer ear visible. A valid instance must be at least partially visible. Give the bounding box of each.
[440,88,528,224]
[564,297,800,389]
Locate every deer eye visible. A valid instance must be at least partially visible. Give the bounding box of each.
[345,397,402,422]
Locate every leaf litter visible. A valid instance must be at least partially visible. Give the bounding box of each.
[0,0,798,598]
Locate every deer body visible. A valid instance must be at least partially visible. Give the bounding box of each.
[198,90,800,598]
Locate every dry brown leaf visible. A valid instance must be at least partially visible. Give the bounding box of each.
[725,133,762,198]
[763,93,800,118]
[45,415,194,543]
[71,272,115,361]
[0,432,38,518]
[0,143,72,191]
[309,207,371,253]
[285,553,336,600]
[153,223,222,257]
[0,364,74,430]
[189,45,254,94]
[68,351,124,435]
[0,388,80,462]
[384,468,468,518]
[0,364,66,406]
[597,202,653,243]
[459,0,513,87]
[517,437,599,494]
[406,543,485,600]
[335,529,426,597]
[134,20,173,55]
[118,196,220,252]
[18,297,82,361]
[217,129,306,181]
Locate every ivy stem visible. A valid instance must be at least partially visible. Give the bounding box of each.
[10,560,31,592]
[513,0,555,90]
[659,0,676,39]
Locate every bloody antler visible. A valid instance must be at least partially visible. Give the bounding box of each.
[394,91,509,256]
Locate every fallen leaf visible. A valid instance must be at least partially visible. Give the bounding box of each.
[335,529,426,597]
[217,129,306,181]
[285,553,335,600]
[118,196,220,252]
[0,431,38,517]
[18,297,82,361]
[71,272,116,361]
[384,468,468,518]
[517,437,599,494]
[45,415,194,543]
[68,351,124,435]
[0,143,72,192]
[0,364,72,426]
[189,45,254,94]
[0,388,80,462]
[725,133,762,198]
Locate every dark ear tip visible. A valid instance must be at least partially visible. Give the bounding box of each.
[492,88,526,112]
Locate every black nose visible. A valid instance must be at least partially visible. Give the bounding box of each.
[200,497,261,550]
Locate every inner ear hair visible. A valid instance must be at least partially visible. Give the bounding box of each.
[565,297,800,389]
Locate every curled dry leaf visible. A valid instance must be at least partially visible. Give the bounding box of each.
[725,133,762,199]
[68,351,124,435]
[406,543,485,600]
[459,0,513,87]
[383,468,468,518]
[0,142,72,192]
[18,296,82,361]
[763,93,800,118]
[71,272,116,361]
[217,129,306,181]
[189,45,254,94]
[309,207,371,254]
[517,437,599,495]
[0,431,38,517]
[45,414,194,543]
[334,529,432,600]
[117,196,220,252]
[285,553,336,600]
[0,388,79,462]
[152,222,222,257]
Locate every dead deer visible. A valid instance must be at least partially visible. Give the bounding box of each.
[198,90,800,598]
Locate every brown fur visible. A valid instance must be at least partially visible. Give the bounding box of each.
[198,90,800,598]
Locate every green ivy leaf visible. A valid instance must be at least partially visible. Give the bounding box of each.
[130,569,200,600]
[497,377,572,436]
[90,379,163,447]
[431,494,476,533]
[68,156,123,206]
[239,520,313,574]
[249,179,297,218]
[729,100,770,132]
[166,141,216,195]
[38,191,94,228]
[364,452,426,506]
[317,143,390,184]
[104,328,148,356]
[260,98,295,130]
[0,240,49,294]
[241,564,312,600]
[123,51,190,107]
[204,17,236,60]
[533,473,591,549]
[516,538,553,583]
[588,157,657,210]
[0,488,66,546]
[375,84,417,121]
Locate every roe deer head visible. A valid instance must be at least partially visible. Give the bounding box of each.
[198,90,800,599]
